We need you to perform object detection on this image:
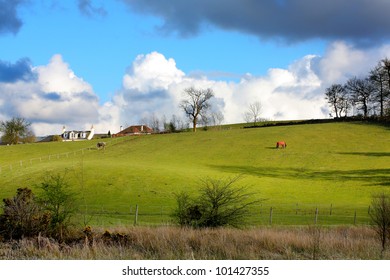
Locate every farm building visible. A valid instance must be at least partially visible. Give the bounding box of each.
[61,126,95,141]
[114,125,153,137]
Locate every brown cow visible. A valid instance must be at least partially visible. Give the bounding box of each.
[276,141,287,149]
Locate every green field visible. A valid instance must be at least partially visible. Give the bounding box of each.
[0,121,389,226]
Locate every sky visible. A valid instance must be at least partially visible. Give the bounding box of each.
[1,0,390,135]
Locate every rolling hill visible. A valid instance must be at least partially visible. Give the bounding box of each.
[0,121,389,226]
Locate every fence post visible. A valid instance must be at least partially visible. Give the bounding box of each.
[134,204,139,226]
[330,204,333,216]
[269,207,273,225]
[314,208,318,224]
[353,210,357,225]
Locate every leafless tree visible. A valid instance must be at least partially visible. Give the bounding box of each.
[345,77,375,118]
[325,84,350,118]
[244,101,262,126]
[370,63,388,117]
[180,87,214,132]
[370,193,390,254]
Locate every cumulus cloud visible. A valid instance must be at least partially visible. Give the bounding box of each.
[107,51,327,128]
[109,43,390,127]
[121,0,390,44]
[0,55,100,135]
[3,42,390,136]
[0,0,26,35]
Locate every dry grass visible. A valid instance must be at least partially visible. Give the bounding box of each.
[0,226,388,260]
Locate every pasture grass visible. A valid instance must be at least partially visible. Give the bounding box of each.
[0,121,389,226]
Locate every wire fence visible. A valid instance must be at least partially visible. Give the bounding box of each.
[0,136,130,174]
[73,203,372,227]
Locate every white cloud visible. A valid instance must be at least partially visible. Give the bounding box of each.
[3,42,390,136]
[0,54,100,136]
[122,52,185,92]
[108,51,328,128]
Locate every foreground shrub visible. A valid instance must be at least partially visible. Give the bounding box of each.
[173,177,259,228]
[36,173,76,240]
[0,188,50,240]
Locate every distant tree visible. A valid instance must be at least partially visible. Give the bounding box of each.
[180,87,214,132]
[244,101,262,126]
[0,117,34,144]
[325,84,350,118]
[345,77,375,118]
[211,110,224,128]
[370,63,388,117]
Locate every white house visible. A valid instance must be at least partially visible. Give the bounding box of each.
[61,125,95,141]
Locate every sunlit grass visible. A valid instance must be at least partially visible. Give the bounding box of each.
[0,122,389,226]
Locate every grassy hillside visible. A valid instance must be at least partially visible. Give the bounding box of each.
[0,121,389,226]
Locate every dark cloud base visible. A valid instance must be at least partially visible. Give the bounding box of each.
[122,0,390,45]
[0,58,36,83]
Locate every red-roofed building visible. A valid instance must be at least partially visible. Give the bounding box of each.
[114,125,153,137]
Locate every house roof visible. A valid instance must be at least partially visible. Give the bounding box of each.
[117,125,153,135]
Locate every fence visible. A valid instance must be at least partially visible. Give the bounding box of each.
[73,203,372,227]
[0,136,130,174]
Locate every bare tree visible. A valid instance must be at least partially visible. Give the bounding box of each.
[345,77,375,118]
[370,193,390,254]
[325,84,350,118]
[370,63,388,117]
[244,101,262,126]
[180,87,214,132]
[211,111,224,128]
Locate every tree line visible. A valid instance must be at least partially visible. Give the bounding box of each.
[325,57,390,119]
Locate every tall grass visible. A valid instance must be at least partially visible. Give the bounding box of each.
[0,226,387,260]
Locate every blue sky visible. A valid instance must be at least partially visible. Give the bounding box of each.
[1,0,390,135]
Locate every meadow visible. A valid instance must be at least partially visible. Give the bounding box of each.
[0,121,389,227]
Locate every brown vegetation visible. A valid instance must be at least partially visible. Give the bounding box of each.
[0,226,388,260]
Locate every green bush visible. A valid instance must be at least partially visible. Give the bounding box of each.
[173,177,259,228]
[36,173,76,240]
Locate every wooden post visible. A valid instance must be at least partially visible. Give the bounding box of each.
[353,210,357,225]
[296,203,298,215]
[330,204,333,216]
[269,207,273,225]
[134,204,139,226]
[314,208,318,224]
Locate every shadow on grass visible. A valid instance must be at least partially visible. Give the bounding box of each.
[210,165,390,186]
[338,152,390,157]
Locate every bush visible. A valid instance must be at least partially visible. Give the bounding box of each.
[0,188,50,240]
[36,173,76,240]
[51,135,63,142]
[173,177,260,228]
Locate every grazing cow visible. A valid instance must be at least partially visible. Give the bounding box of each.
[97,142,106,150]
[276,141,287,149]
